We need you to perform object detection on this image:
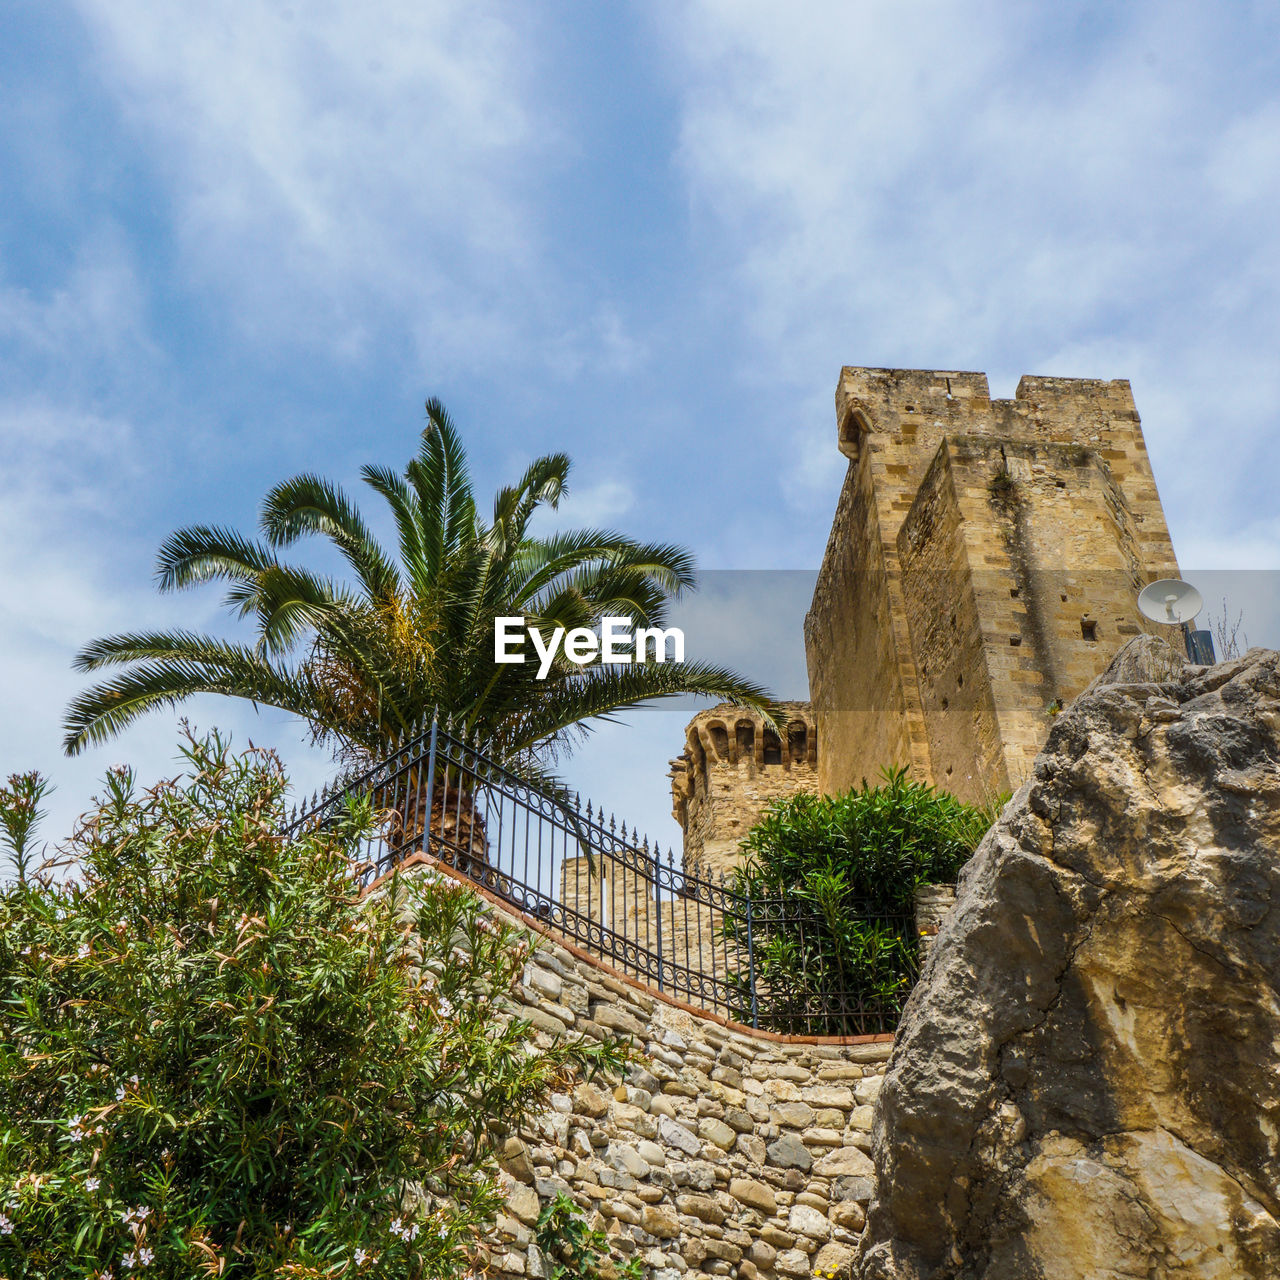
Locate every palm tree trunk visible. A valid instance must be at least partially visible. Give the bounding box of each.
[379,766,489,875]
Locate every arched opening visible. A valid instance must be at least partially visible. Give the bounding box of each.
[762,730,783,766]
[708,722,729,761]
[788,724,807,765]
[735,720,755,760]
[838,405,872,462]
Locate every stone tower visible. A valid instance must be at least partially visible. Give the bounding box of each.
[805,367,1180,805]
[669,701,817,876]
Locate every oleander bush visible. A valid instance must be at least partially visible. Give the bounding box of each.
[0,733,621,1279]
[727,766,999,1035]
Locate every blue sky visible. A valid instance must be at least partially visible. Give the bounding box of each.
[4,1,1280,848]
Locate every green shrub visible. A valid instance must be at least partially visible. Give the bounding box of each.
[727,766,998,1035]
[0,733,621,1279]
[534,1193,642,1280]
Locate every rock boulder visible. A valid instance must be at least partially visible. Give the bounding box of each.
[857,638,1280,1279]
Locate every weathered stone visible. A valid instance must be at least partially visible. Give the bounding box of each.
[524,964,563,1000]
[676,1193,725,1225]
[767,1133,813,1171]
[776,1247,811,1277]
[813,1240,856,1277]
[832,1176,874,1206]
[848,1105,874,1132]
[802,1085,855,1109]
[802,1126,845,1148]
[831,1200,866,1232]
[772,1100,817,1128]
[504,1179,541,1227]
[684,1235,742,1265]
[636,1139,666,1167]
[607,1142,650,1179]
[500,1137,536,1184]
[573,1083,610,1119]
[788,1204,831,1241]
[730,1178,778,1215]
[813,1146,874,1179]
[697,1117,737,1150]
[657,1115,702,1157]
[642,1204,681,1239]
[858,641,1280,1279]
[592,1004,646,1038]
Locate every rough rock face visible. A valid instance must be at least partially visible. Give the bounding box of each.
[857,637,1280,1279]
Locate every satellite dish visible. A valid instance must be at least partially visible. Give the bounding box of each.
[1138,578,1204,626]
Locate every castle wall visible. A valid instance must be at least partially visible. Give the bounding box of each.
[807,367,1180,801]
[804,448,923,799]
[897,443,1004,804]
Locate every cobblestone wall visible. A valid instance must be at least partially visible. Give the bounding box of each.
[392,861,893,1280]
[494,937,890,1280]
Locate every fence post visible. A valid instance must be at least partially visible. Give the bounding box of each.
[745,892,759,1029]
[422,711,439,854]
[654,849,665,994]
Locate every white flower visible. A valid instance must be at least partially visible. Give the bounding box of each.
[353,1247,369,1266]
[121,1205,153,1232]
[437,997,454,1018]
[85,1176,100,1192]
[138,1247,154,1265]
[116,1086,126,1101]
[77,943,91,959]
[0,1211,13,1234]
[122,1253,136,1270]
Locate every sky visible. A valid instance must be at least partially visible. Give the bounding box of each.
[3,1,1280,854]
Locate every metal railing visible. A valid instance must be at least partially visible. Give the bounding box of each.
[284,718,917,1036]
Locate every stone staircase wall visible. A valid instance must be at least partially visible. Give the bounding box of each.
[470,875,893,1280]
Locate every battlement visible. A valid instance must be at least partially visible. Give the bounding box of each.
[669,700,816,876]
[837,367,1143,461]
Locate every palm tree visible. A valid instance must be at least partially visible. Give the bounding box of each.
[64,401,775,795]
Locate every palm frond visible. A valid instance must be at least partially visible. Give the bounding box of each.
[361,464,428,594]
[63,639,316,755]
[489,451,571,552]
[408,399,478,579]
[261,473,401,604]
[155,525,277,592]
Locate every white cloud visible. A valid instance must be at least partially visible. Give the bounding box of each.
[67,0,638,371]
[0,233,156,383]
[548,478,635,529]
[654,1,1280,568]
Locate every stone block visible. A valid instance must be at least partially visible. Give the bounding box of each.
[729,1177,777,1215]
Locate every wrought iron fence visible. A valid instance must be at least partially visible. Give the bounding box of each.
[284,718,918,1036]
